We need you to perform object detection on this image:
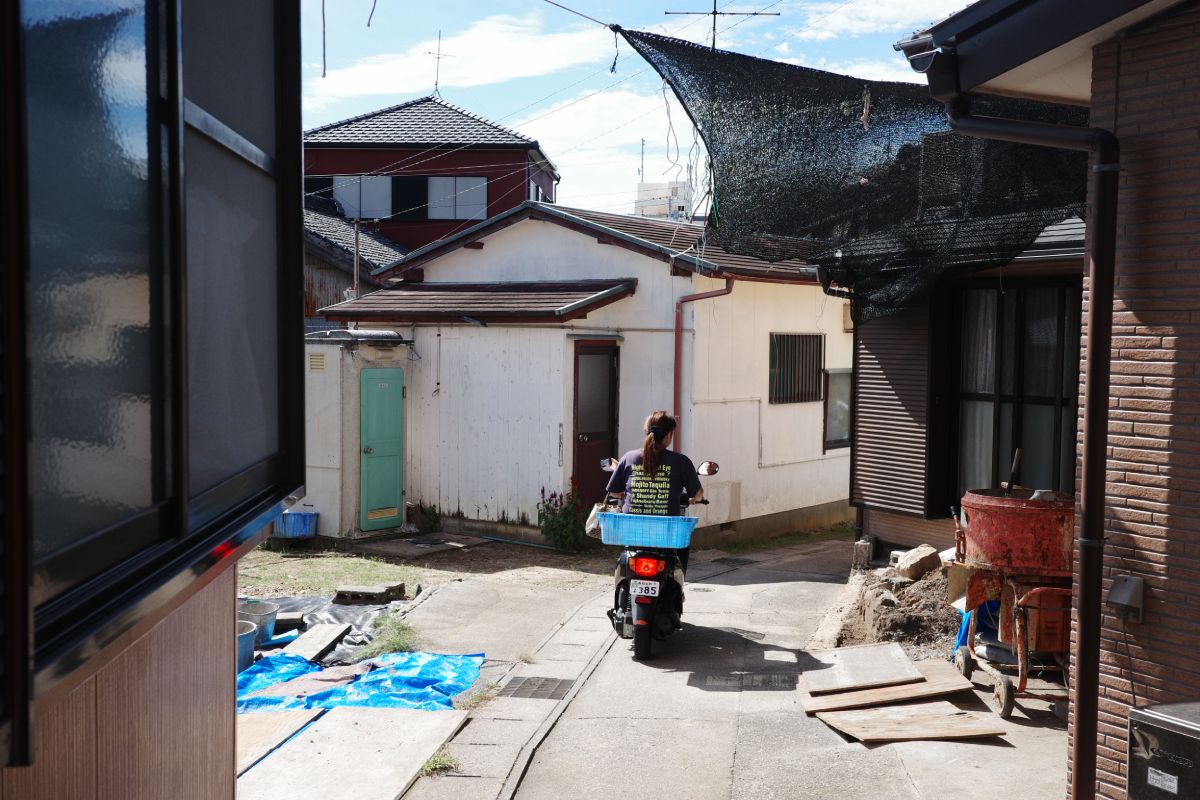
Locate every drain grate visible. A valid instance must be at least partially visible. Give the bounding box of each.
[409,536,448,546]
[497,676,575,700]
[742,673,798,690]
[713,557,756,567]
[690,587,715,593]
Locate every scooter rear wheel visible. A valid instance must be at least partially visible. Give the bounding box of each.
[633,625,653,661]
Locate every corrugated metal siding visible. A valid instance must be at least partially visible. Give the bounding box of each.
[863,509,955,551]
[851,303,930,515]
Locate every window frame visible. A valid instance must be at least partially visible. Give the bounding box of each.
[427,175,488,221]
[2,0,304,762]
[946,276,1081,499]
[768,332,824,404]
[823,368,852,452]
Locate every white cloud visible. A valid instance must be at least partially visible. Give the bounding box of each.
[305,13,612,111]
[774,41,791,55]
[788,1,970,42]
[812,58,924,84]
[516,88,705,214]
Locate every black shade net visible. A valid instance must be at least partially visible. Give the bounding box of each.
[618,28,1088,321]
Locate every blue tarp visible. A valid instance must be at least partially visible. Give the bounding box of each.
[953,600,1001,655]
[237,651,484,714]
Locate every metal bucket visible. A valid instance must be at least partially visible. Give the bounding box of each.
[960,488,1075,576]
[237,601,279,645]
[236,620,258,673]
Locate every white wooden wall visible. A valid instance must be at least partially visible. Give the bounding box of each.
[688,276,854,526]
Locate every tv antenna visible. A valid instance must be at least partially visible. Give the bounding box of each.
[665,0,779,50]
[424,31,456,96]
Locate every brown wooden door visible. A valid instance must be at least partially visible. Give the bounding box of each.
[573,342,619,508]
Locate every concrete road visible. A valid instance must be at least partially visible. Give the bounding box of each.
[512,540,1067,800]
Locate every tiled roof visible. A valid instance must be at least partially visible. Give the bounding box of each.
[321,280,636,323]
[304,95,537,147]
[556,206,819,281]
[304,200,408,273]
[382,202,820,284]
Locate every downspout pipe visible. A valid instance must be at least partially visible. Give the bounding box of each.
[674,277,734,453]
[945,101,1119,800]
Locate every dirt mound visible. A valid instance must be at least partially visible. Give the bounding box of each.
[837,567,961,662]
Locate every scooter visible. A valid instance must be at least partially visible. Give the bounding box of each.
[598,458,718,661]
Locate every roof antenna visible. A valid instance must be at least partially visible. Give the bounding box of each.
[664,0,779,50]
[424,31,456,97]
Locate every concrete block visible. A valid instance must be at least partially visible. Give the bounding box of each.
[333,582,404,604]
[894,544,942,580]
[851,539,873,572]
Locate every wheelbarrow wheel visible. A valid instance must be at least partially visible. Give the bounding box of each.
[954,645,974,680]
[992,675,1015,719]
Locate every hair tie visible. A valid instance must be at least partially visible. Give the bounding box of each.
[648,425,665,442]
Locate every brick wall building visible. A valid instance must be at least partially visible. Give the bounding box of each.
[898,1,1200,796]
[1087,7,1200,796]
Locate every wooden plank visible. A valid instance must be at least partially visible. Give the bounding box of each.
[237,708,467,800]
[799,660,973,715]
[801,642,923,695]
[236,710,322,775]
[816,700,1007,743]
[282,622,350,662]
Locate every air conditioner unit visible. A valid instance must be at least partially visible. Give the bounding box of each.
[1128,702,1200,799]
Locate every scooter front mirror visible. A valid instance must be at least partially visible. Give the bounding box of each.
[698,461,719,476]
[600,457,619,472]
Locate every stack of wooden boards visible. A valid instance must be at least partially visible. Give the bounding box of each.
[798,643,1005,743]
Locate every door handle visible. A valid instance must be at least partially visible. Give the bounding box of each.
[362,446,374,454]
[579,434,589,443]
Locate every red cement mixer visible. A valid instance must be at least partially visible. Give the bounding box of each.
[952,486,1075,718]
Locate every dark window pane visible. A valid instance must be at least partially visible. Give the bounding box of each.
[305,175,333,200]
[186,131,279,496]
[23,2,159,561]
[391,176,427,222]
[1000,290,1017,395]
[1020,404,1056,490]
[577,353,612,433]
[1023,288,1060,397]
[769,333,823,403]
[958,399,994,495]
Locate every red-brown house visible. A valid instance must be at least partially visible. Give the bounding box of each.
[303,96,559,252]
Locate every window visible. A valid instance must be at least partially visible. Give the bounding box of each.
[824,369,852,450]
[332,174,391,219]
[955,282,1081,496]
[3,0,302,762]
[428,175,487,220]
[305,175,333,201]
[392,175,427,221]
[769,333,824,403]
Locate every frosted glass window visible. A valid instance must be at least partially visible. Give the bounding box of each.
[186,132,279,496]
[427,176,486,220]
[825,371,851,448]
[427,176,455,219]
[333,175,392,219]
[24,1,159,560]
[1024,288,1060,397]
[959,400,994,495]
[457,176,487,220]
[960,290,996,393]
[577,354,613,433]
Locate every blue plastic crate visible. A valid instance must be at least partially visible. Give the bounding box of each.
[274,510,318,539]
[597,513,698,549]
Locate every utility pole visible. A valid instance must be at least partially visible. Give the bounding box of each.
[665,0,779,50]
[424,31,456,97]
[351,175,361,329]
[640,137,645,181]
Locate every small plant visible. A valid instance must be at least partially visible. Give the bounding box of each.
[517,653,535,664]
[417,503,442,534]
[420,747,460,777]
[350,612,419,662]
[453,681,499,711]
[537,480,587,552]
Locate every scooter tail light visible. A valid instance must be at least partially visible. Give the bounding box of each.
[630,557,663,577]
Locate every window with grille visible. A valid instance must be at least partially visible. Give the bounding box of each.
[768,334,824,404]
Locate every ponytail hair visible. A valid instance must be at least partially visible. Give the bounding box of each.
[642,411,677,475]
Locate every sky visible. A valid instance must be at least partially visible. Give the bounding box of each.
[301,0,970,215]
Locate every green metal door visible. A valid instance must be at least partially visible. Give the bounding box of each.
[359,367,405,531]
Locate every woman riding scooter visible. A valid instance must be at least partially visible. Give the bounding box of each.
[604,411,705,572]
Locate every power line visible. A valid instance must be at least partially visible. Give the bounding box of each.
[539,0,611,29]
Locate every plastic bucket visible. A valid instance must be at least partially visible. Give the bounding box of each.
[236,620,258,673]
[274,510,318,539]
[237,601,279,644]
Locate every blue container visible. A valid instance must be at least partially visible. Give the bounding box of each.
[274,510,318,539]
[597,513,698,549]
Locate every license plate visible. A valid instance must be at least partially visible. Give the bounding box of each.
[630,580,659,597]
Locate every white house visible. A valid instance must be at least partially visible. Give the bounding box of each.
[306,202,854,546]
